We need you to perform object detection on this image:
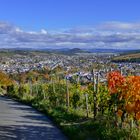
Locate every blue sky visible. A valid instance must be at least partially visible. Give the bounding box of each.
[0,0,140,30]
[0,0,140,49]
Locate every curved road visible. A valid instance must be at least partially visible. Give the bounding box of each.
[0,96,67,140]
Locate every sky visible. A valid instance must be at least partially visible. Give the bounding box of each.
[0,0,140,49]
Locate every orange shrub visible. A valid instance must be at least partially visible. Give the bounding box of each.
[108,71,125,94]
[108,72,140,120]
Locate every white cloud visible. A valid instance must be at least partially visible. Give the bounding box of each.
[97,21,140,31]
[40,29,47,34]
[0,21,140,49]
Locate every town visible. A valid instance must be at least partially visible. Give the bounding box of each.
[0,50,140,84]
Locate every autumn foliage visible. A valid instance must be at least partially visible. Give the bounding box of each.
[108,71,140,121]
[108,71,125,94]
[0,71,13,87]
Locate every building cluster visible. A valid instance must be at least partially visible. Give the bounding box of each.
[0,52,140,83]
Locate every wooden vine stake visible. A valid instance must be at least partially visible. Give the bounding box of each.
[92,70,96,119]
[85,93,89,118]
[92,69,99,120]
[66,77,70,111]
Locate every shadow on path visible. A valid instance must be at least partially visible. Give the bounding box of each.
[0,124,64,140]
[0,96,67,140]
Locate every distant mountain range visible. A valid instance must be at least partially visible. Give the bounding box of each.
[0,47,140,55]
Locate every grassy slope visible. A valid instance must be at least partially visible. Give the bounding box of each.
[112,52,140,62]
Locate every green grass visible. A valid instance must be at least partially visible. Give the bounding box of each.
[6,93,140,140]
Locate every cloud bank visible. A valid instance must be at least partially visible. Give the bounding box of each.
[0,21,140,49]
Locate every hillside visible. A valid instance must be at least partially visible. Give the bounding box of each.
[0,48,89,56]
[112,51,140,62]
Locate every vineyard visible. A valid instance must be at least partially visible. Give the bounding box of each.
[0,69,140,140]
